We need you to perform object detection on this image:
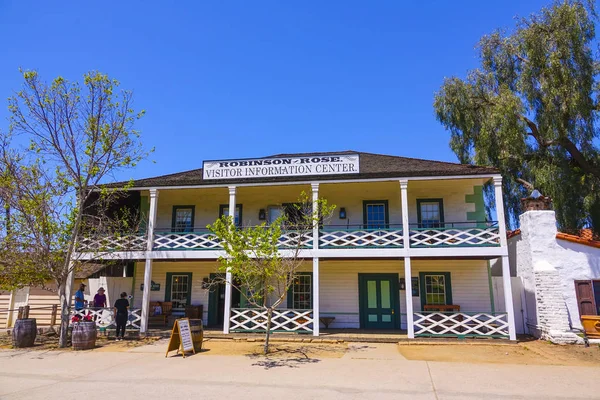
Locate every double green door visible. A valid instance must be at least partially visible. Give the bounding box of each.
[358,274,400,329]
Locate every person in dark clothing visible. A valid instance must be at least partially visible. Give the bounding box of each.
[113,292,129,341]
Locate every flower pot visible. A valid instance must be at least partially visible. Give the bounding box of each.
[13,318,37,348]
[72,321,97,350]
[581,315,600,339]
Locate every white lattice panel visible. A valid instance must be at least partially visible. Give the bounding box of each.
[153,232,223,250]
[319,229,404,248]
[71,308,141,330]
[230,308,313,332]
[78,234,147,252]
[277,232,313,248]
[413,312,509,337]
[409,227,500,247]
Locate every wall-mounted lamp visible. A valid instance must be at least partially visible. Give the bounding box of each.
[258,209,266,220]
[339,207,347,219]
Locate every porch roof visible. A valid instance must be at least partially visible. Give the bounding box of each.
[109,150,499,189]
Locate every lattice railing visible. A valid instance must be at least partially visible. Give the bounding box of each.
[277,231,313,248]
[319,228,404,248]
[78,234,147,252]
[413,312,509,337]
[153,231,223,250]
[409,225,500,247]
[70,308,142,330]
[230,308,313,333]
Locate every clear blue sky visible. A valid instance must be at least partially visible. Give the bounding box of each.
[0,1,550,182]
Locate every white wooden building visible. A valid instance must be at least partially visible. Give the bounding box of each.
[76,151,517,340]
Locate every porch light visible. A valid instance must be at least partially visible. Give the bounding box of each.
[258,209,266,220]
[339,207,347,219]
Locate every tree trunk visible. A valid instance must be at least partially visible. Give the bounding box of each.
[58,284,70,348]
[263,308,273,355]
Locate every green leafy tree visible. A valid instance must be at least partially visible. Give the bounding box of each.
[0,70,149,347]
[208,193,334,354]
[434,1,600,234]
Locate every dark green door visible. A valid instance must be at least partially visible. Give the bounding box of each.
[359,274,400,329]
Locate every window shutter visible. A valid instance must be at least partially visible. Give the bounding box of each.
[574,280,597,316]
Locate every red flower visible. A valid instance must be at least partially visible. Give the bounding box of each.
[71,315,81,323]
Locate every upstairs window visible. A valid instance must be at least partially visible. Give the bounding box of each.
[219,204,243,227]
[172,206,195,232]
[417,199,444,228]
[363,200,389,229]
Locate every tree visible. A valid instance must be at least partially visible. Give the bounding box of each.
[208,193,334,354]
[0,70,149,347]
[433,1,600,235]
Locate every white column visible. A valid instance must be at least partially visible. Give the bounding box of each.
[223,186,236,334]
[400,179,414,338]
[140,188,158,334]
[311,183,320,336]
[312,257,320,336]
[311,183,319,250]
[493,177,516,340]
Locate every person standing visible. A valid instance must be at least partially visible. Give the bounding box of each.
[92,287,107,322]
[93,287,107,308]
[113,292,129,341]
[74,283,87,312]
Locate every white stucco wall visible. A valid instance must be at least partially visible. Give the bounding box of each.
[514,210,600,333]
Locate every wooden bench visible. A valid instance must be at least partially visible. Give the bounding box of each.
[148,301,172,327]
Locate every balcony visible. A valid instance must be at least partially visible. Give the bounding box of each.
[77,221,500,253]
[409,222,500,248]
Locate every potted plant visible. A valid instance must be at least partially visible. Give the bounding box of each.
[71,314,97,350]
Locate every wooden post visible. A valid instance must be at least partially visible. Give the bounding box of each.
[311,183,320,337]
[51,304,58,326]
[400,179,414,338]
[141,188,159,334]
[24,305,30,319]
[223,186,236,334]
[17,306,23,320]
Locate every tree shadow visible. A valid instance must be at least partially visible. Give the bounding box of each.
[247,346,322,369]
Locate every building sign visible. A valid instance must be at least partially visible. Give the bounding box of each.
[202,154,360,180]
[140,281,160,291]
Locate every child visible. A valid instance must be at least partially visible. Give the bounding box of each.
[113,292,129,341]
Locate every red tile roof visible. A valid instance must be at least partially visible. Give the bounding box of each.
[508,228,600,249]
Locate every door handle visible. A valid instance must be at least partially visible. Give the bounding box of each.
[391,309,395,315]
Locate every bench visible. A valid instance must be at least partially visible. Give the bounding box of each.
[148,301,172,327]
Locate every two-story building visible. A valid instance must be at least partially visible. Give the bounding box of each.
[77,151,517,340]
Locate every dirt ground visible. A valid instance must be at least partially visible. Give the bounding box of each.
[0,329,160,351]
[398,340,600,367]
[199,338,347,359]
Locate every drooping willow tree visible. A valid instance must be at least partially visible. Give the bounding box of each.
[434,1,600,235]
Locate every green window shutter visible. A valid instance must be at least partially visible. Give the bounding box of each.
[419,272,453,310]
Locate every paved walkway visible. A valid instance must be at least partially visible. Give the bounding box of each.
[0,342,598,399]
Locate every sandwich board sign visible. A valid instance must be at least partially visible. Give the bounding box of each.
[165,318,195,358]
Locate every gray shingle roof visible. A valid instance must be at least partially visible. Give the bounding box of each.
[114,151,499,188]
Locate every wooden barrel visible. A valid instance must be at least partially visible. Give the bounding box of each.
[72,321,97,350]
[13,318,37,348]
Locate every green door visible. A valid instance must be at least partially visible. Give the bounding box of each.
[359,274,400,329]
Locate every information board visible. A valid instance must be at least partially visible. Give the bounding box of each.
[165,318,196,358]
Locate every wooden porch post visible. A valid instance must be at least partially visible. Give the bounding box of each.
[400,179,414,338]
[140,188,158,334]
[223,186,236,334]
[311,183,320,336]
[493,177,517,340]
